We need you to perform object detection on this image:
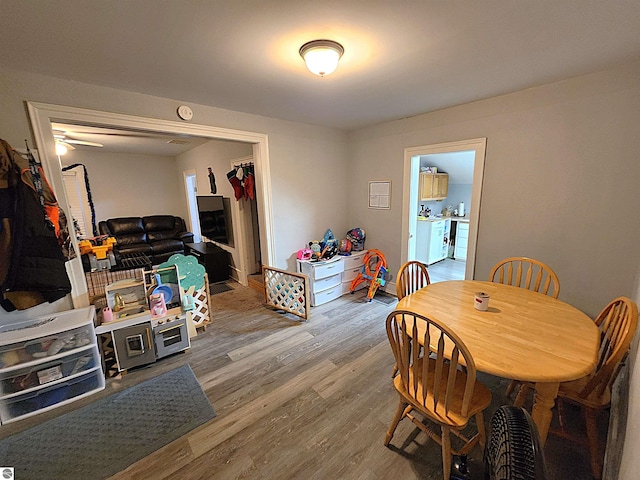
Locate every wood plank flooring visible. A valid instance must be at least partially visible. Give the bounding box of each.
[427,258,466,283]
[1,282,597,479]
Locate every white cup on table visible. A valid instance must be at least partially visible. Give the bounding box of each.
[474,292,490,311]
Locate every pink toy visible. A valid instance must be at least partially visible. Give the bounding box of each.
[102,307,113,323]
[149,293,167,318]
[297,248,313,261]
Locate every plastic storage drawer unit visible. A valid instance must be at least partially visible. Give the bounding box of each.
[0,306,105,424]
[297,257,345,306]
[341,250,368,294]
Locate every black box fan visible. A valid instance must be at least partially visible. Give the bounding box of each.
[482,406,548,480]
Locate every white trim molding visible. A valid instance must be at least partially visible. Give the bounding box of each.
[401,138,487,280]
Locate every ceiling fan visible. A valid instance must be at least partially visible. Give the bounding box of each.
[52,129,104,155]
[50,122,204,156]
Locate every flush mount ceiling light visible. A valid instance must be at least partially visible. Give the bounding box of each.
[299,39,344,77]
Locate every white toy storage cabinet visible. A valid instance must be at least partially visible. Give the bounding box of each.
[296,250,368,306]
[0,306,104,424]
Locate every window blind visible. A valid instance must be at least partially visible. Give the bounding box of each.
[62,171,88,238]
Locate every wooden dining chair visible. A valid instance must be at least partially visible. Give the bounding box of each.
[489,256,560,298]
[384,310,492,480]
[546,296,637,479]
[395,260,431,301]
[392,261,431,377]
[489,256,560,398]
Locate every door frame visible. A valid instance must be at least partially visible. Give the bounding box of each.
[28,101,275,307]
[230,155,260,286]
[401,138,486,280]
[183,169,202,243]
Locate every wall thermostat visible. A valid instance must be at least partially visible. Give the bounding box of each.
[177,105,193,121]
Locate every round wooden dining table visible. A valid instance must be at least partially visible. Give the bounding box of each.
[396,279,599,444]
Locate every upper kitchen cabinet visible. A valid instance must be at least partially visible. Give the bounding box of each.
[419,173,449,201]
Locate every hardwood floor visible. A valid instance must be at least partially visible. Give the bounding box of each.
[1,282,596,479]
[427,258,466,283]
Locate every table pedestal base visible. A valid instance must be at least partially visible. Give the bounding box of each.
[532,382,559,444]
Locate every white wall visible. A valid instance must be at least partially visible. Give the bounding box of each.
[349,59,640,318]
[61,149,184,223]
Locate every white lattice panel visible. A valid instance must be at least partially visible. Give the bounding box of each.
[187,273,211,328]
[263,266,309,320]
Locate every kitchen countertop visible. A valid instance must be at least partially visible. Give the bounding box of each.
[417,216,469,223]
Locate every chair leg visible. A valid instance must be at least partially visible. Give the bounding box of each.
[557,398,567,431]
[513,383,530,408]
[505,379,519,398]
[475,411,486,449]
[384,399,408,446]
[441,425,452,480]
[584,407,603,479]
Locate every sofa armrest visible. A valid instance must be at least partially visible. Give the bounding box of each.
[98,221,111,236]
[176,231,194,244]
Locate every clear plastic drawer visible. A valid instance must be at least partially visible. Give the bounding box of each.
[0,369,104,423]
[0,346,99,396]
[0,324,94,370]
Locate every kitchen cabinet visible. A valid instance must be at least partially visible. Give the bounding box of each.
[419,173,449,201]
[416,218,450,265]
[454,222,469,260]
[0,306,104,424]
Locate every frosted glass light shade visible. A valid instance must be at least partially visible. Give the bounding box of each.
[55,142,68,156]
[299,40,344,77]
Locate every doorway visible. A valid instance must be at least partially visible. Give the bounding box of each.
[183,170,202,243]
[401,138,486,280]
[28,102,275,307]
[230,155,261,285]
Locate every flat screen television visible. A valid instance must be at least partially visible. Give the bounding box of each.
[196,195,233,247]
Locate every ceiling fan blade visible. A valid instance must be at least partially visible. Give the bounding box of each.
[55,140,75,151]
[75,131,168,140]
[65,139,104,147]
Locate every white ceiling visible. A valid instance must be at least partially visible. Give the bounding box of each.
[51,122,211,156]
[3,1,640,133]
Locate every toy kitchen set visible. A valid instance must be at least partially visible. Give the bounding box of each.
[94,266,192,375]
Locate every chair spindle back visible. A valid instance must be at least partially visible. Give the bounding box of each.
[489,256,560,298]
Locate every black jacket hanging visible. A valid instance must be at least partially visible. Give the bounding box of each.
[0,139,72,311]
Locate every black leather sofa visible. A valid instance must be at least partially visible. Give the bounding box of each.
[98,215,194,265]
